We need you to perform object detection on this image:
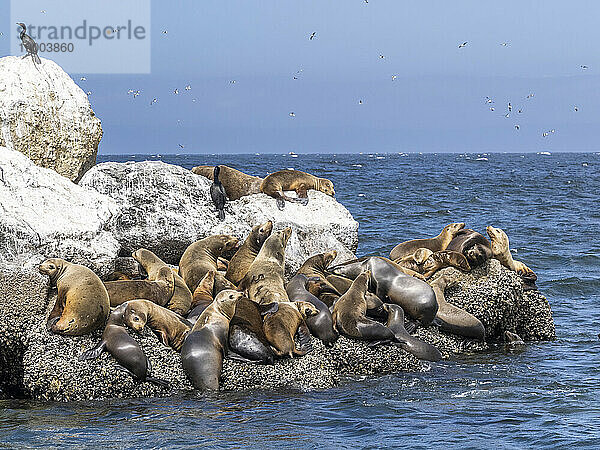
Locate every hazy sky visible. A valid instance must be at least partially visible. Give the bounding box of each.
[2,1,599,154]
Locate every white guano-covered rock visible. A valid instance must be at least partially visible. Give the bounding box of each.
[0,147,120,274]
[80,161,359,272]
[0,56,102,182]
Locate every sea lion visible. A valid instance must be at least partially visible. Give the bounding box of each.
[486,226,537,279]
[178,235,239,294]
[123,300,192,352]
[389,223,466,262]
[504,330,525,345]
[396,248,434,273]
[286,274,339,346]
[188,270,216,322]
[103,265,174,307]
[79,303,168,387]
[421,251,471,279]
[39,258,110,336]
[260,169,335,209]
[330,257,438,325]
[296,250,341,299]
[192,165,263,200]
[384,303,442,361]
[263,301,319,357]
[180,289,244,390]
[228,297,275,364]
[331,271,397,343]
[132,249,192,316]
[429,273,485,339]
[217,257,229,272]
[325,273,385,312]
[446,229,493,268]
[240,227,292,305]
[225,220,273,285]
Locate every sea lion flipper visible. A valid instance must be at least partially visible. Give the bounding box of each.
[276,197,285,210]
[46,316,60,332]
[226,350,260,364]
[404,320,418,334]
[296,323,313,353]
[79,340,106,361]
[156,330,170,347]
[146,376,170,388]
[257,302,279,316]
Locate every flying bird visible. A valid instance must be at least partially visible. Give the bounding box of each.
[359,100,363,105]
[500,42,509,46]
[173,88,179,95]
[289,112,295,117]
[508,102,512,112]
[391,75,397,81]
[379,54,385,59]
[574,106,579,112]
[515,125,520,130]
[526,93,534,99]
[185,85,191,90]
[80,77,86,81]
[150,98,158,105]
[458,42,468,48]
[179,144,185,149]
[210,166,227,221]
[581,65,588,69]
[309,32,316,40]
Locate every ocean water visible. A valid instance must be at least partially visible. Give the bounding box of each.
[2,152,600,448]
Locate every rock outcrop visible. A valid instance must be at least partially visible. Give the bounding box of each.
[0,147,120,276]
[0,56,102,182]
[80,161,359,273]
[0,258,554,401]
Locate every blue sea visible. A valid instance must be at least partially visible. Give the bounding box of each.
[2,152,599,448]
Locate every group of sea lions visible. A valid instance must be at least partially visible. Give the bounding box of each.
[194,165,335,217]
[37,166,537,391]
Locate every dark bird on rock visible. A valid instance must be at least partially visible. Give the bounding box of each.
[210,165,227,221]
[16,22,41,64]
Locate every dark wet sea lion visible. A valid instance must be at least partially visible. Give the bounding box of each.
[79,303,168,387]
[103,265,174,307]
[446,229,493,268]
[240,227,292,305]
[504,330,525,345]
[429,274,485,340]
[390,222,465,262]
[486,226,537,279]
[192,164,263,200]
[181,290,244,390]
[132,248,192,316]
[178,235,239,294]
[228,297,275,364]
[39,258,110,336]
[123,300,192,352]
[422,250,471,278]
[330,257,438,325]
[384,304,442,361]
[225,220,273,285]
[263,301,319,357]
[260,169,335,209]
[286,274,339,346]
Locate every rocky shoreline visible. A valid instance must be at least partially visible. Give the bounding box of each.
[0,56,555,402]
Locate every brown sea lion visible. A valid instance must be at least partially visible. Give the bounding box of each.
[103,265,174,307]
[429,273,485,340]
[286,274,339,346]
[263,301,319,358]
[331,271,397,342]
[396,248,434,273]
[260,169,335,209]
[225,220,273,285]
[187,270,216,323]
[389,222,466,262]
[79,303,168,387]
[217,257,229,272]
[123,299,192,352]
[181,289,245,390]
[228,297,276,364]
[486,226,536,279]
[296,250,341,298]
[192,165,263,200]
[178,235,239,294]
[132,249,192,316]
[39,258,110,336]
[240,227,292,305]
[421,251,471,279]
[330,257,438,325]
[446,229,493,268]
[325,273,385,311]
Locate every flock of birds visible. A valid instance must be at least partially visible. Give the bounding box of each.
[7,10,592,149]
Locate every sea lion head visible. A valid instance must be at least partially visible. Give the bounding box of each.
[214,289,244,319]
[123,302,148,332]
[295,301,319,319]
[486,225,509,257]
[39,258,67,282]
[443,222,466,237]
[353,270,371,293]
[322,249,338,268]
[255,220,273,246]
[413,248,434,265]
[317,178,335,197]
[132,248,160,265]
